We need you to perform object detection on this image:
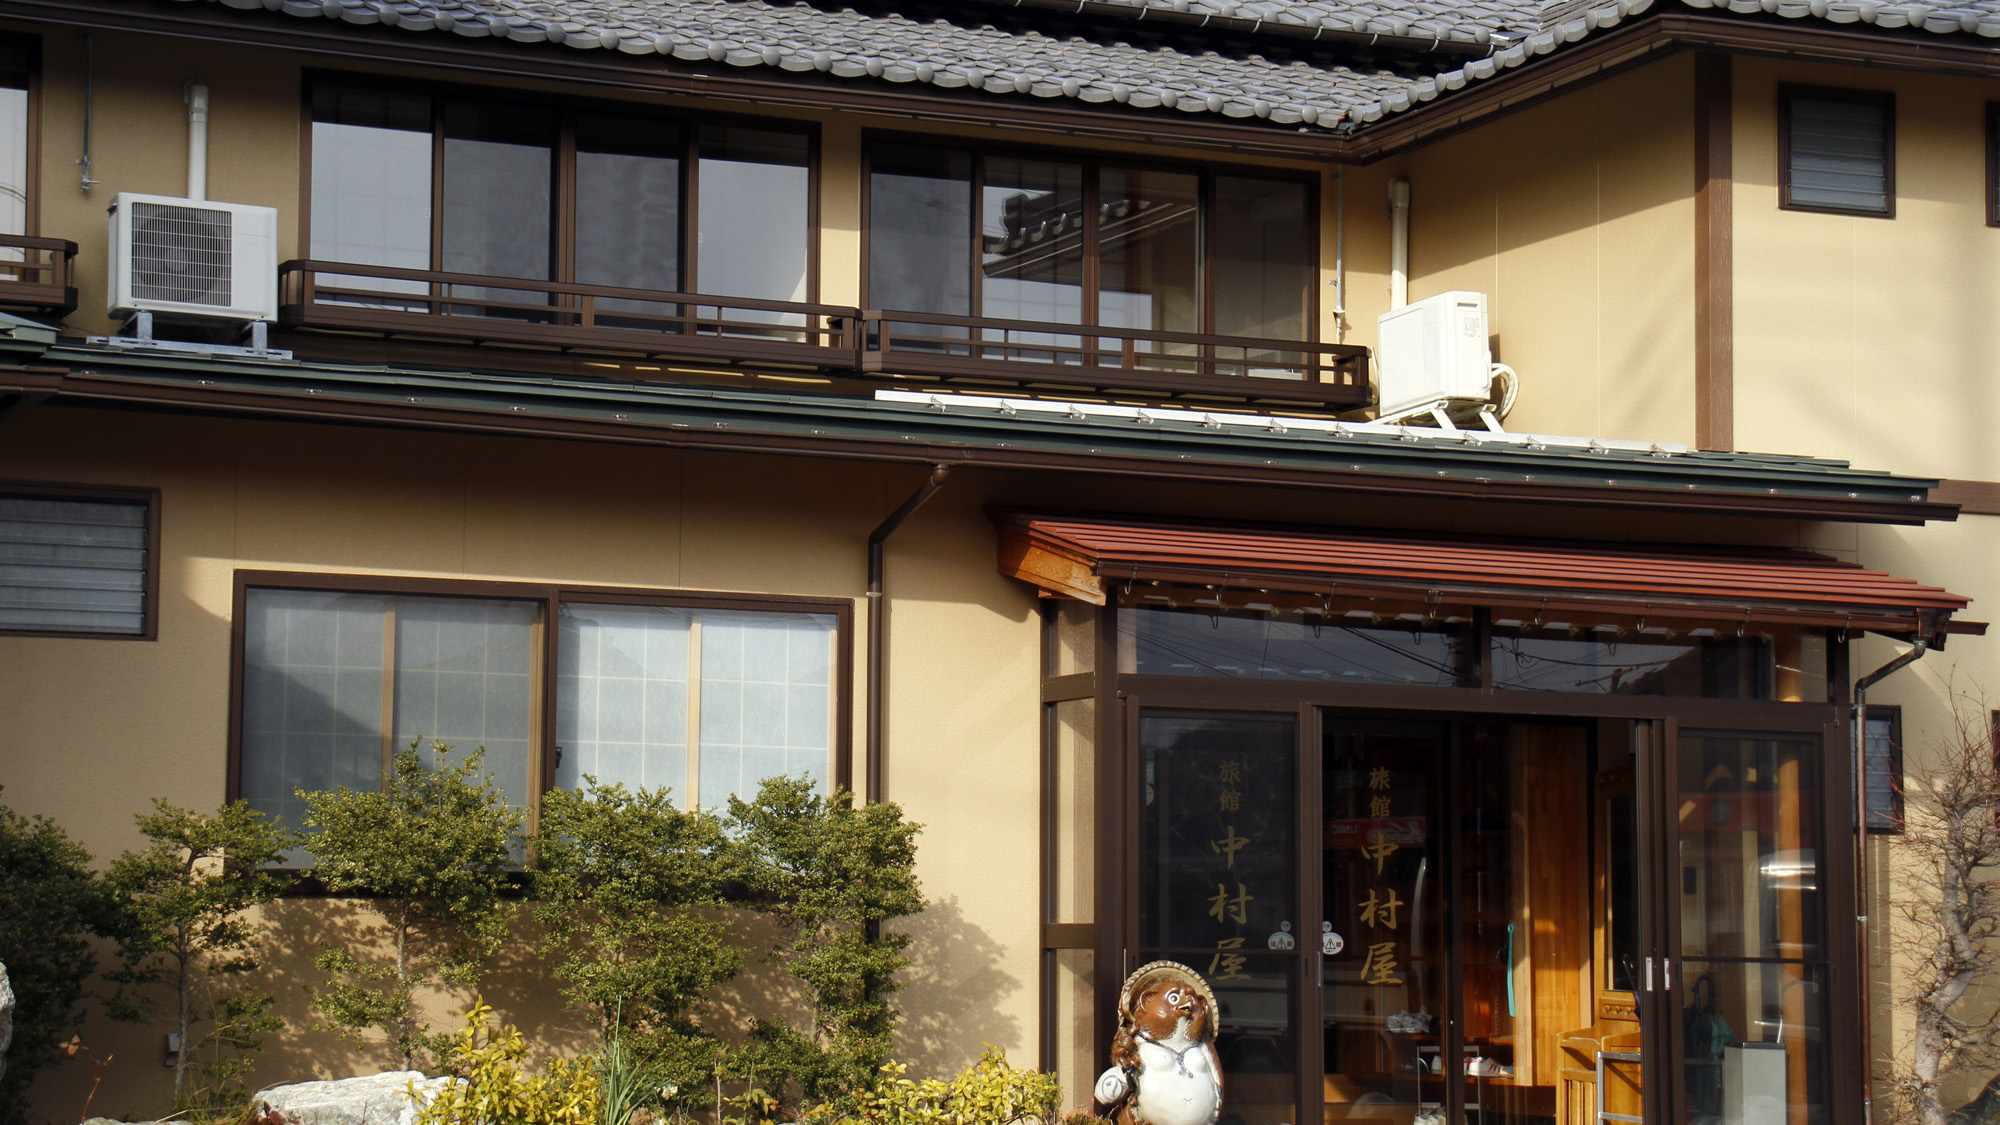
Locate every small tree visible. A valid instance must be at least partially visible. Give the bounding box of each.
[1883,701,2000,1125]
[301,740,522,1070]
[725,777,924,1114]
[0,790,123,1125]
[107,799,292,1112]
[531,780,742,1099]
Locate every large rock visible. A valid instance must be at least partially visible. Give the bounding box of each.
[251,1071,457,1125]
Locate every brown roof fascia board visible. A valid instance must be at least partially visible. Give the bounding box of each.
[32,367,1951,525]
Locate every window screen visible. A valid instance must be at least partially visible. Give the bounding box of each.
[1785,90,1893,215]
[0,492,151,636]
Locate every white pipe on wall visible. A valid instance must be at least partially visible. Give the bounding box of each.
[185,81,209,201]
[1388,177,1411,310]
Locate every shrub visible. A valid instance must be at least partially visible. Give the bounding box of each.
[0,790,123,1124]
[724,777,924,1115]
[532,780,741,1099]
[301,740,523,1069]
[107,799,292,1113]
[802,1047,1061,1125]
[416,999,601,1125]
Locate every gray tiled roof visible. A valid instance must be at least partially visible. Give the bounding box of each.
[182,0,2000,129]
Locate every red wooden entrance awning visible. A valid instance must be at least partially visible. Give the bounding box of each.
[996,513,1974,644]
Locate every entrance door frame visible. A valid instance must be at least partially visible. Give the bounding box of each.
[1098,674,1860,1125]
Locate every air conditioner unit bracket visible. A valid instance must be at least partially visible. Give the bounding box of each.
[90,310,290,360]
[1375,397,1506,433]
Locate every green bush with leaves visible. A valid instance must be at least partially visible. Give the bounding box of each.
[802,1047,1062,1125]
[724,776,924,1116]
[301,740,523,1069]
[416,998,601,1125]
[531,781,741,1101]
[0,789,124,1125]
[107,799,292,1114]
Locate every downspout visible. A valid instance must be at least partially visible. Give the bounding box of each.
[865,463,951,804]
[1332,170,1347,343]
[185,82,209,201]
[1852,637,1930,1125]
[1388,178,1411,310]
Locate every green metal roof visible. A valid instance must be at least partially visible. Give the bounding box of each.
[18,338,1950,524]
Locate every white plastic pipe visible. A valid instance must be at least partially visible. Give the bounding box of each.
[185,81,208,201]
[1388,177,1411,310]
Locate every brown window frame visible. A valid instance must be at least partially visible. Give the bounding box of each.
[298,71,823,304]
[226,570,854,839]
[0,34,40,236]
[1864,704,1903,833]
[859,129,1318,341]
[1987,102,2000,227]
[1779,84,1896,219]
[0,481,161,641]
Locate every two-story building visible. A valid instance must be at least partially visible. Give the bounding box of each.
[5,0,2000,1122]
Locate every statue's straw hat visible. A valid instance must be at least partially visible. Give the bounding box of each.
[1116,961,1221,1033]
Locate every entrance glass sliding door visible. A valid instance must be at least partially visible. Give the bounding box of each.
[1126,708,1855,1125]
[1134,709,1594,1125]
[1136,712,1302,1124]
[1669,729,1839,1125]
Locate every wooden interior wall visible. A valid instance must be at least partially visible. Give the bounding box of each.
[1510,724,1592,1087]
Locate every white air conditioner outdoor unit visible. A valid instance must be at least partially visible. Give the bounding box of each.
[1375,290,1493,423]
[107,192,278,323]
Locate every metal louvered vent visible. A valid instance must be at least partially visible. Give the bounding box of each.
[0,495,148,635]
[129,201,233,306]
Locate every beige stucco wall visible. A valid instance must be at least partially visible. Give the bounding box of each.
[1728,54,2000,1105]
[0,404,1052,1117]
[1351,55,1700,445]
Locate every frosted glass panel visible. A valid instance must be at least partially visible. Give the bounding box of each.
[869,142,971,316]
[557,602,690,794]
[0,85,25,239]
[239,589,389,834]
[310,88,432,291]
[697,610,835,809]
[442,100,553,296]
[575,112,682,303]
[697,127,809,322]
[391,596,539,812]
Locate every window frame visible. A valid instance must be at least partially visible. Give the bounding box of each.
[1778,84,1896,219]
[858,128,1319,343]
[0,34,40,237]
[0,481,160,641]
[226,570,854,833]
[298,71,822,303]
[1987,101,2000,227]
[1864,704,1903,834]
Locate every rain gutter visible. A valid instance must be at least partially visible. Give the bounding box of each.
[865,464,952,803]
[1850,641,1930,1125]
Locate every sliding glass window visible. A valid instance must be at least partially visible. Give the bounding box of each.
[865,138,1312,364]
[237,580,847,857]
[307,80,814,312]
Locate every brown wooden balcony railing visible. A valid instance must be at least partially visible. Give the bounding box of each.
[279,261,859,369]
[0,235,79,316]
[859,310,1369,406]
